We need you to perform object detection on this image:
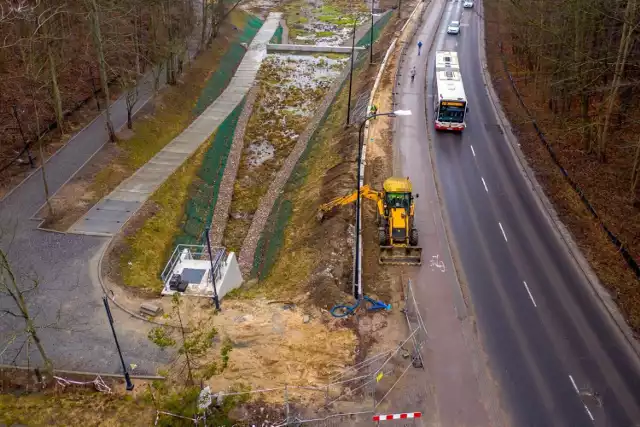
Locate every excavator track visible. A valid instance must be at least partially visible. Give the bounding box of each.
[379,246,423,266]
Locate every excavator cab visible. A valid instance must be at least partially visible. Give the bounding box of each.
[378,178,422,266]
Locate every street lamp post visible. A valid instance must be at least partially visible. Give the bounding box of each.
[204,226,221,311]
[369,0,374,64]
[102,296,134,391]
[353,110,412,300]
[346,16,357,127]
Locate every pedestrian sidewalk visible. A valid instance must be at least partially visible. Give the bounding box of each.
[68,13,282,236]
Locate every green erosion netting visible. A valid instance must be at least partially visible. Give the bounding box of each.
[270,25,283,44]
[192,15,264,116]
[356,11,394,47]
[251,197,293,279]
[174,99,247,247]
[250,52,370,279]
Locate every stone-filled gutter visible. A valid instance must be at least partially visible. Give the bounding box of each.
[209,86,260,246]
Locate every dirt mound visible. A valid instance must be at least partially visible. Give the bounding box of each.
[207,299,356,397]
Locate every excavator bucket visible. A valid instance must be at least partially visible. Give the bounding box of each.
[379,246,423,266]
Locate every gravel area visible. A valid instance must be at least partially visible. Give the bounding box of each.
[208,86,260,247]
[237,54,360,276]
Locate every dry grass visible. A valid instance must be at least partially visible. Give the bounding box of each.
[119,139,212,291]
[0,391,154,426]
[201,299,356,396]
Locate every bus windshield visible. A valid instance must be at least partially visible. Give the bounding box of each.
[438,101,466,123]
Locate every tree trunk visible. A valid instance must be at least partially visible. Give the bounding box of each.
[88,0,117,142]
[133,8,141,75]
[33,100,53,216]
[631,135,640,200]
[0,249,53,375]
[200,0,208,52]
[598,0,637,161]
[47,44,64,135]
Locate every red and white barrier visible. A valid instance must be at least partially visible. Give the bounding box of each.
[373,412,422,421]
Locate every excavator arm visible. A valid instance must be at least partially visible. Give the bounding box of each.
[317,185,383,221]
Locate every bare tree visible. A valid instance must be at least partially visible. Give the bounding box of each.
[199,0,208,51]
[87,0,117,142]
[122,76,138,130]
[0,247,52,374]
[207,0,225,46]
[597,0,638,161]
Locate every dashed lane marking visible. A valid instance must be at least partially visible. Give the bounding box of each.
[523,281,537,307]
[498,222,508,242]
[569,375,579,394]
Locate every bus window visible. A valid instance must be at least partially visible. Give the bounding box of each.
[438,103,466,123]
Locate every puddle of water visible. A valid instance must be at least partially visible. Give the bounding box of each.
[245,49,347,170]
[264,54,347,94]
[293,10,367,46]
[247,140,275,167]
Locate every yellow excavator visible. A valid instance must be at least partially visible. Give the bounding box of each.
[317,177,422,265]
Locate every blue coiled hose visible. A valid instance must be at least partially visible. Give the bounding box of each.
[330,295,391,318]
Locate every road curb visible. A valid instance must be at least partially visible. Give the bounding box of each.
[475,0,640,358]
[94,238,181,329]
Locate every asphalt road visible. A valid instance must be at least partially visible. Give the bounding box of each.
[396,0,640,426]
[392,0,501,425]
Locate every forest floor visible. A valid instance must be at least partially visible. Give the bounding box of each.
[0,80,126,201]
[485,0,640,335]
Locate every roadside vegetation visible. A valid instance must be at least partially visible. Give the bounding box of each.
[0,389,155,427]
[36,11,253,232]
[1,0,417,423]
[0,0,228,197]
[485,0,640,333]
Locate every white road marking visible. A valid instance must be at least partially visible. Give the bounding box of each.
[568,375,595,422]
[481,177,488,192]
[498,222,508,242]
[583,404,595,421]
[471,145,476,156]
[569,375,579,394]
[523,281,537,307]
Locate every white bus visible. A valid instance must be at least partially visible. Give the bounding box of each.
[435,50,460,71]
[434,51,467,131]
